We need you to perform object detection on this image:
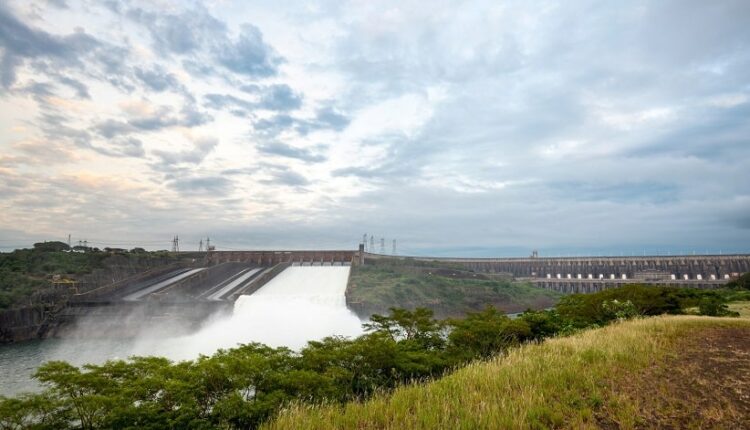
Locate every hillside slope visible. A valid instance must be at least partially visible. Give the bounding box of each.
[347,258,560,318]
[266,316,750,429]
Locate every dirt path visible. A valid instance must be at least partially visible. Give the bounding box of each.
[600,326,750,429]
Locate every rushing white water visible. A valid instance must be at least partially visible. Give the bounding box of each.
[0,266,364,395]
[129,265,363,360]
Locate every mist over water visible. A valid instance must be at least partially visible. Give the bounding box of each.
[131,266,364,359]
[0,266,364,395]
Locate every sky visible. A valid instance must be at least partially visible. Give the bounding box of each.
[0,0,749,257]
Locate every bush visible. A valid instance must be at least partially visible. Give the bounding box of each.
[726,273,750,290]
[447,307,531,361]
[556,284,716,327]
[601,299,639,321]
[517,309,568,340]
[698,297,739,317]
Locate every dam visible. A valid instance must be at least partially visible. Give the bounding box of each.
[0,264,362,395]
[48,248,750,337]
[56,251,358,337]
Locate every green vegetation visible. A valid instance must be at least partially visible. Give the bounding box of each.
[726,272,750,290]
[268,316,750,429]
[347,258,561,318]
[555,284,741,324]
[0,284,742,429]
[728,301,750,318]
[0,242,178,310]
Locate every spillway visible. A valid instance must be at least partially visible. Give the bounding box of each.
[206,268,261,301]
[122,268,206,301]
[128,265,363,359]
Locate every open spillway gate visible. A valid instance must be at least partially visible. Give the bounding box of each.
[53,251,356,337]
[71,250,356,304]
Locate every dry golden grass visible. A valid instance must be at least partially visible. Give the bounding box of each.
[264,316,750,430]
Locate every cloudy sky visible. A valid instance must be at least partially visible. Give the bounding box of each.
[0,0,749,256]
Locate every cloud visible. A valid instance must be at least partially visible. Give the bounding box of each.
[134,66,181,92]
[253,114,295,135]
[216,24,282,77]
[94,104,212,137]
[254,84,302,111]
[169,175,232,196]
[549,181,680,204]
[253,106,349,136]
[126,6,282,80]
[152,137,218,167]
[114,137,145,158]
[307,106,349,131]
[56,75,90,98]
[125,5,226,55]
[257,141,326,163]
[0,3,124,89]
[0,4,75,86]
[259,165,310,187]
[0,1,749,254]
[203,93,255,117]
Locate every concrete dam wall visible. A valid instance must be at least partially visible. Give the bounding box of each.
[363,252,750,293]
[4,248,748,342]
[48,251,357,340]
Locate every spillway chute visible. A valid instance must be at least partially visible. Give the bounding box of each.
[131,266,363,359]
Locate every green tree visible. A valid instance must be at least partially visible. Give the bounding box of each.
[698,297,739,317]
[32,242,70,253]
[447,306,531,361]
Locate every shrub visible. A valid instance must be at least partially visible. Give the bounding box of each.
[601,299,639,321]
[698,297,739,317]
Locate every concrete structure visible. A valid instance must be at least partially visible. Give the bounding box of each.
[363,253,750,291]
[9,249,747,341]
[207,250,357,266]
[68,251,750,302]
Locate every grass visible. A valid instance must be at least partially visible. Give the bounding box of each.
[347,258,561,318]
[264,316,750,429]
[728,301,750,318]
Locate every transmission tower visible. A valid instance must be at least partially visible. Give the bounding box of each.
[392,239,397,255]
[380,237,385,254]
[369,235,374,252]
[362,234,368,251]
[198,239,204,252]
[171,235,179,253]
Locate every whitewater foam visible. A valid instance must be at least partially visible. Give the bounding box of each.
[130,266,364,360]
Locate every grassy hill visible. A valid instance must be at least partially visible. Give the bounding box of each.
[266,315,750,429]
[347,258,561,318]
